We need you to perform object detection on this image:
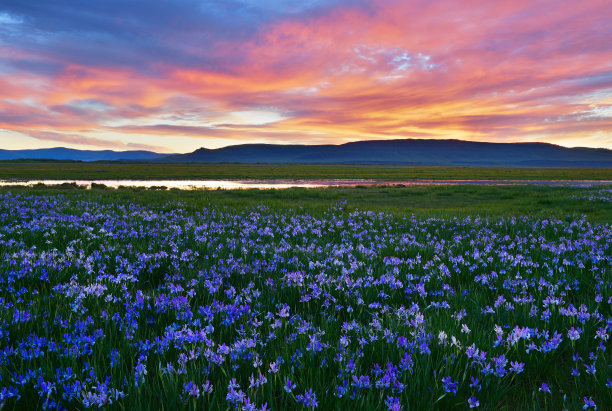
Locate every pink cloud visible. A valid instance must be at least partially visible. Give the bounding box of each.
[0,0,611,150]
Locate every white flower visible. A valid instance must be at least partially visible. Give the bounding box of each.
[451,336,462,349]
[438,331,448,345]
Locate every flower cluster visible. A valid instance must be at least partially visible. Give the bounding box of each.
[571,188,612,203]
[0,192,610,409]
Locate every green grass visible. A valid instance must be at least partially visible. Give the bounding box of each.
[0,187,609,410]
[0,163,611,181]
[2,184,610,222]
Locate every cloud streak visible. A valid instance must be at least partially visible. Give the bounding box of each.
[21,130,168,152]
[0,0,611,151]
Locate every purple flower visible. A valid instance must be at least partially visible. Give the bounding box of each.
[510,361,525,374]
[334,383,347,398]
[468,397,480,408]
[584,363,596,375]
[352,374,371,389]
[296,388,319,409]
[385,396,402,411]
[284,379,297,393]
[396,336,408,349]
[442,377,459,396]
[202,380,213,394]
[583,396,597,409]
[0,386,21,403]
[228,378,240,390]
[183,381,200,398]
[470,377,481,392]
[399,352,414,371]
[242,397,257,411]
[568,327,582,341]
[539,383,551,394]
[134,360,147,387]
[226,387,245,405]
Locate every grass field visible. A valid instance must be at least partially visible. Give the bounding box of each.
[1,163,612,181]
[0,185,610,410]
[1,183,611,222]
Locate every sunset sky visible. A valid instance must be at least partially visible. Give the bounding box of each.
[1,0,611,153]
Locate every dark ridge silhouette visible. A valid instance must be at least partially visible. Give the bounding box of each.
[161,139,612,166]
[0,147,169,162]
[1,140,611,166]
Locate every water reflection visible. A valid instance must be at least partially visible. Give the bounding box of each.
[0,179,610,189]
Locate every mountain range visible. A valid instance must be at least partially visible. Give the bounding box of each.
[0,147,169,162]
[1,140,612,166]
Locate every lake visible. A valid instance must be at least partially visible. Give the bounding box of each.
[0,179,611,189]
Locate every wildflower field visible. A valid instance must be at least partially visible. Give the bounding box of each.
[0,187,610,410]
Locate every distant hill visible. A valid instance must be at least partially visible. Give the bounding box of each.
[0,147,169,162]
[161,139,612,166]
[1,140,611,166]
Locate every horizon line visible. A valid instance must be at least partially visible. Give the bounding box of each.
[2,137,612,155]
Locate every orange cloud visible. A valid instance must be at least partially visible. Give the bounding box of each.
[1,0,611,151]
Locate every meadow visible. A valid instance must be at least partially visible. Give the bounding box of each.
[0,185,610,409]
[1,163,612,181]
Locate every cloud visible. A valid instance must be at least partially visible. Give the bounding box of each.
[0,0,611,150]
[25,130,168,152]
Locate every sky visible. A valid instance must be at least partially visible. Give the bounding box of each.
[0,0,611,153]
